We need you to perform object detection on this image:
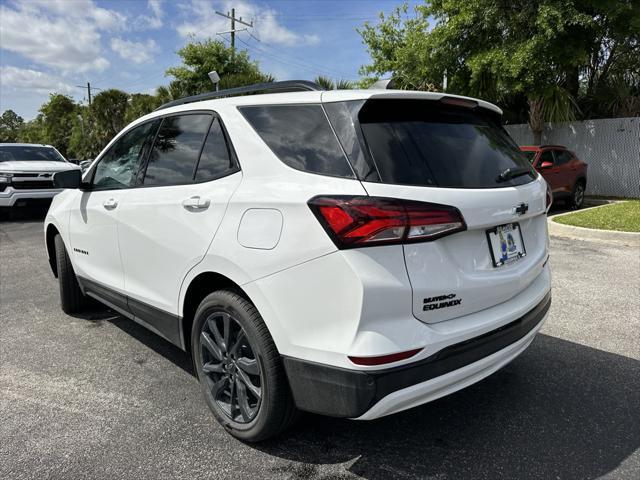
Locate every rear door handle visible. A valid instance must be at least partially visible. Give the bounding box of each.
[182,196,210,211]
[103,198,118,210]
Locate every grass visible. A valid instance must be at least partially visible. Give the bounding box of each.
[554,200,640,232]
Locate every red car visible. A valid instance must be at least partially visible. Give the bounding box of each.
[520,145,588,209]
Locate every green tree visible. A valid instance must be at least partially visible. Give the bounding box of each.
[39,94,77,156]
[125,93,162,123]
[17,116,46,144]
[0,110,24,143]
[313,76,356,90]
[359,0,640,143]
[166,39,273,96]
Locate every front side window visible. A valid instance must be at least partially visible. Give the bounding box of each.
[553,150,572,165]
[239,105,354,178]
[143,114,211,186]
[92,120,159,190]
[539,150,554,166]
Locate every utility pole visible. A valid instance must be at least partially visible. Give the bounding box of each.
[75,82,98,106]
[215,9,253,53]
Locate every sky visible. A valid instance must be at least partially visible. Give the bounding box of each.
[0,0,419,120]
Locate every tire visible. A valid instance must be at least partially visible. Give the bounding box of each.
[569,180,586,210]
[191,289,297,442]
[54,234,87,314]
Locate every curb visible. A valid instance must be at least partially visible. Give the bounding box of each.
[548,203,640,247]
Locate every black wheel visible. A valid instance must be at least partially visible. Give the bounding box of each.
[192,290,297,442]
[569,180,585,209]
[54,234,87,314]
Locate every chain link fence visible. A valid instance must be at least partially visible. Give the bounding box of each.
[505,117,640,198]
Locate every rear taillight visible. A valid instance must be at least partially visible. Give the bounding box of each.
[546,184,553,211]
[308,195,466,249]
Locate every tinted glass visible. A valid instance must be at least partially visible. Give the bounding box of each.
[92,120,159,190]
[240,105,354,178]
[358,100,535,188]
[523,151,537,163]
[143,114,211,186]
[539,150,554,165]
[195,117,234,182]
[554,150,572,165]
[0,145,65,162]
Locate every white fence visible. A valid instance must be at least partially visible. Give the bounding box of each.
[505,117,640,198]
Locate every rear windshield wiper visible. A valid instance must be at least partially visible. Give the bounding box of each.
[496,166,532,183]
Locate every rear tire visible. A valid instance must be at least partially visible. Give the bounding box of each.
[569,180,585,210]
[191,289,297,442]
[54,234,87,314]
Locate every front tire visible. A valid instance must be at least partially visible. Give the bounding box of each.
[569,180,585,210]
[191,290,297,442]
[54,234,87,314]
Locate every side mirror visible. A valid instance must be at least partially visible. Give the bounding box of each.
[53,169,82,189]
[79,160,92,173]
[539,161,554,169]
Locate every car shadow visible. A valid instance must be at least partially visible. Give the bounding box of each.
[76,307,195,376]
[93,312,640,479]
[0,205,50,222]
[256,334,639,479]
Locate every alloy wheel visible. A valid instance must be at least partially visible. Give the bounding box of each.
[574,184,584,207]
[199,311,262,423]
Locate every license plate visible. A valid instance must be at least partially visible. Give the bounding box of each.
[486,223,526,267]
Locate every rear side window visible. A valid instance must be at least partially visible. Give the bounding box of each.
[356,100,535,188]
[195,117,235,182]
[239,105,354,178]
[143,114,211,186]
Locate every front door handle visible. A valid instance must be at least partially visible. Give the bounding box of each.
[182,196,210,211]
[103,198,118,210]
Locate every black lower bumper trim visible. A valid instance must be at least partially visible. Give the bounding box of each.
[283,292,551,418]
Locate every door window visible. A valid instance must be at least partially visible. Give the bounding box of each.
[553,150,572,165]
[91,120,160,190]
[538,150,555,166]
[195,117,236,182]
[142,114,212,186]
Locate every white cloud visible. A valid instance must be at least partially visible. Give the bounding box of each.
[176,0,320,47]
[111,38,159,64]
[0,66,79,95]
[0,0,121,73]
[136,0,164,30]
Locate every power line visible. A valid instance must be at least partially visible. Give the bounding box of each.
[74,82,102,106]
[215,9,253,52]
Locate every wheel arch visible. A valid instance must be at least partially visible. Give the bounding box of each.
[45,223,61,277]
[180,271,252,352]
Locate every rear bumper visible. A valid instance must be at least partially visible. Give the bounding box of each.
[0,187,62,207]
[283,292,551,419]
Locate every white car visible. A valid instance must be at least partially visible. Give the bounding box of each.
[0,143,81,214]
[44,81,552,442]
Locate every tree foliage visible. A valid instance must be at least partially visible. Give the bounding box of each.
[359,0,640,143]
[0,110,24,143]
[166,39,273,97]
[39,94,77,157]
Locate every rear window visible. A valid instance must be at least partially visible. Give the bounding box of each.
[0,145,65,162]
[327,99,535,189]
[239,105,354,178]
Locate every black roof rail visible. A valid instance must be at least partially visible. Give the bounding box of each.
[155,80,325,111]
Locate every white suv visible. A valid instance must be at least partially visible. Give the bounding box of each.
[45,81,552,441]
[0,143,80,214]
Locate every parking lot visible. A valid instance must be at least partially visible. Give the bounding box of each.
[1,208,638,480]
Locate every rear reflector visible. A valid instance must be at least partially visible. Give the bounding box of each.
[308,196,466,249]
[349,348,423,366]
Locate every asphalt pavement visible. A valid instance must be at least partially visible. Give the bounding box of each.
[1,207,638,480]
